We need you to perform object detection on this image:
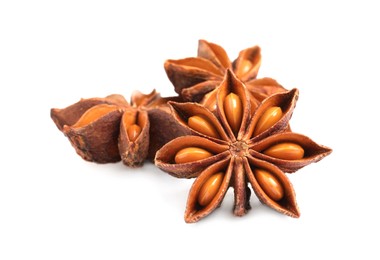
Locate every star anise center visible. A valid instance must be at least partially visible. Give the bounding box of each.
[229,140,249,157]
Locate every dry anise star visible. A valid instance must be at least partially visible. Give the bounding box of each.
[155,70,332,223]
[51,90,189,167]
[164,39,287,112]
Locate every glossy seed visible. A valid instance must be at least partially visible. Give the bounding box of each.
[236,59,252,78]
[253,106,282,136]
[122,110,137,127]
[203,98,217,113]
[127,124,142,142]
[224,92,243,135]
[188,115,220,139]
[254,168,284,201]
[201,91,217,113]
[174,147,213,164]
[263,142,304,160]
[74,104,119,127]
[198,172,224,207]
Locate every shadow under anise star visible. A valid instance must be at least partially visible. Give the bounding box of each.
[155,70,332,223]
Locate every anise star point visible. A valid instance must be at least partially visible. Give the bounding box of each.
[155,69,332,223]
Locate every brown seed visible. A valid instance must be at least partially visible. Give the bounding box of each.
[188,115,220,139]
[201,91,217,113]
[254,168,284,201]
[122,110,137,127]
[224,92,243,135]
[236,59,252,78]
[253,106,282,136]
[127,124,142,142]
[174,147,213,164]
[198,172,224,207]
[263,142,304,160]
[73,104,119,128]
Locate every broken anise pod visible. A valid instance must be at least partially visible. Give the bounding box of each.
[155,70,332,223]
[164,39,287,112]
[51,90,190,167]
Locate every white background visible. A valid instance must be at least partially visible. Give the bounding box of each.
[1,0,379,259]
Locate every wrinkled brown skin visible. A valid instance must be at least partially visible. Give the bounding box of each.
[51,91,190,166]
[155,70,332,223]
[118,110,150,167]
[147,107,191,160]
[63,109,123,163]
[164,39,288,103]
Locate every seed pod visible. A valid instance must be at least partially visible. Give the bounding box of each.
[188,115,220,139]
[127,124,142,142]
[253,106,282,136]
[72,104,120,128]
[201,90,218,113]
[118,110,149,167]
[263,142,304,160]
[224,92,243,135]
[63,104,123,163]
[175,147,213,164]
[254,168,284,201]
[198,172,224,206]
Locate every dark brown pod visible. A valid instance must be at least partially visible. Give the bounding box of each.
[51,90,189,167]
[164,39,287,105]
[63,104,123,163]
[118,110,149,167]
[155,69,332,223]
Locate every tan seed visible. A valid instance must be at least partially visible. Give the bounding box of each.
[122,110,137,127]
[236,59,252,78]
[74,104,119,128]
[188,115,220,139]
[253,106,282,136]
[127,124,142,142]
[201,91,217,113]
[224,92,243,135]
[174,147,213,164]
[254,168,284,201]
[263,142,304,160]
[198,172,224,207]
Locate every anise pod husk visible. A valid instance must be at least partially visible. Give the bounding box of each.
[118,109,150,167]
[117,91,191,167]
[63,104,124,163]
[155,69,332,222]
[164,39,287,103]
[51,90,190,166]
[147,105,192,160]
[51,94,127,131]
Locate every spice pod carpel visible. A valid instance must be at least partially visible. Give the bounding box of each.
[185,158,232,223]
[232,45,261,81]
[155,136,229,178]
[118,109,150,167]
[251,132,332,173]
[62,104,124,163]
[216,69,251,140]
[245,156,300,217]
[246,88,299,141]
[168,101,229,142]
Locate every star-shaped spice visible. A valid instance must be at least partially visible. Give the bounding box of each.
[51,90,190,167]
[155,70,332,223]
[164,39,287,112]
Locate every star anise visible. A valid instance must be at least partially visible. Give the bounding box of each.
[155,70,332,223]
[51,90,190,167]
[164,39,287,112]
